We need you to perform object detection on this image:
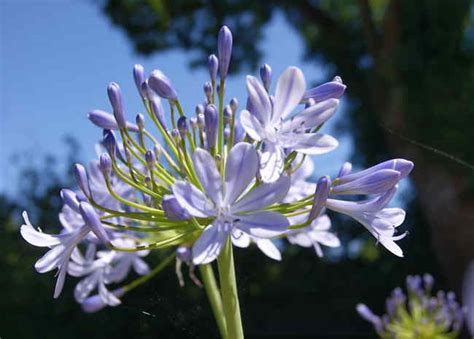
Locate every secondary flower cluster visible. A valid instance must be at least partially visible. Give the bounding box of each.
[21,25,413,313]
[357,274,466,338]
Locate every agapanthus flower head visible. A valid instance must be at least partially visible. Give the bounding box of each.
[20,25,414,336]
[358,274,466,337]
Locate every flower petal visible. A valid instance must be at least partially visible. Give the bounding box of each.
[20,217,63,247]
[282,133,338,155]
[133,258,150,275]
[282,99,338,132]
[259,143,285,183]
[233,175,290,213]
[311,231,340,248]
[74,271,100,302]
[240,109,264,141]
[192,148,223,205]
[256,239,282,261]
[272,67,306,122]
[224,142,258,204]
[246,76,271,124]
[172,181,215,218]
[192,225,227,265]
[231,230,251,248]
[236,211,289,238]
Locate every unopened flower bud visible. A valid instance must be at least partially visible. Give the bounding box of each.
[308,176,330,221]
[223,105,232,124]
[229,97,238,112]
[195,104,204,116]
[208,54,218,82]
[60,188,81,212]
[102,129,119,159]
[148,69,178,101]
[423,273,434,290]
[88,109,138,132]
[99,153,112,178]
[197,113,205,129]
[136,113,145,130]
[177,116,188,138]
[79,201,110,243]
[133,64,146,97]
[145,150,156,170]
[204,104,218,149]
[203,81,213,101]
[162,195,190,221]
[190,117,198,129]
[331,169,400,195]
[153,143,162,158]
[260,63,272,91]
[107,82,126,129]
[74,163,91,198]
[218,25,233,79]
[150,96,166,129]
[171,129,181,143]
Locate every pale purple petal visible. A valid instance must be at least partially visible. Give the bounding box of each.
[259,143,285,183]
[133,258,150,275]
[256,239,281,261]
[272,67,306,122]
[331,169,400,195]
[172,181,215,218]
[303,81,346,102]
[282,99,338,132]
[54,262,69,298]
[192,224,227,265]
[311,231,340,248]
[232,175,290,213]
[224,142,258,204]
[246,76,271,124]
[281,133,338,155]
[81,288,125,313]
[99,282,122,306]
[20,212,62,247]
[326,187,397,214]
[236,211,289,238]
[287,232,313,247]
[337,159,414,184]
[240,109,264,141]
[75,271,100,302]
[192,148,223,205]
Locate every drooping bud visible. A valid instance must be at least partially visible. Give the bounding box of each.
[74,163,91,198]
[88,110,138,132]
[133,64,146,97]
[204,104,218,149]
[107,82,126,129]
[308,176,330,222]
[229,97,238,112]
[331,169,400,195]
[145,150,156,170]
[99,153,112,178]
[260,63,272,91]
[177,116,188,138]
[303,79,346,103]
[79,201,110,243]
[218,25,233,80]
[223,105,232,124]
[149,96,167,129]
[197,113,205,129]
[208,54,218,82]
[148,69,178,101]
[162,195,190,221]
[60,189,81,212]
[136,113,145,130]
[337,162,353,178]
[203,81,213,102]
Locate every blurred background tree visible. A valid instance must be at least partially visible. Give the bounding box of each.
[2,0,473,337]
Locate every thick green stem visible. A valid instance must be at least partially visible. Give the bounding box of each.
[217,239,244,339]
[199,264,227,338]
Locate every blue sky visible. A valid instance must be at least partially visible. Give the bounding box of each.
[0,0,352,196]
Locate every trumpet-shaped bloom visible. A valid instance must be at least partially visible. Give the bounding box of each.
[325,187,407,257]
[240,67,339,182]
[172,142,290,265]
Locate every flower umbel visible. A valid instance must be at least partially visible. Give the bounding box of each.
[20,25,414,338]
